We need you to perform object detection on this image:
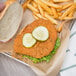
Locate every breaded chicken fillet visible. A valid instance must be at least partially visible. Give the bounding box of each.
[14,19,57,58]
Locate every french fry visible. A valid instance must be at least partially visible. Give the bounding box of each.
[58,2,73,12]
[62,2,73,10]
[68,9,75,17]
[63,17,73,20]
[48,0,58,18]
[27,4,39,13]
[49,0,53,2]
[28,0,76,29]
[38,4,44,16]
[53,0,71,2]
[45,0,50,2]
[33,14,39,19]
[51,7,58,18]
[57,21,65,32]
[58,12,63,16]
[33,12,47,20]
[44,12,58,24]
[22,2,27,10]
[41,0,62,9]
[22,0,32,10]
[34,0,53,15]
[31,1,37,8]
[60,4,75,20]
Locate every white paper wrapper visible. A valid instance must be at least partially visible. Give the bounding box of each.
[0,9,72,76]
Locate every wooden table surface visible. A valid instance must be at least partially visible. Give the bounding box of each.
[0,53,60,76]
[0,53,37,76]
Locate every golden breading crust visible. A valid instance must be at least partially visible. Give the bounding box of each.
[14,19,57,58]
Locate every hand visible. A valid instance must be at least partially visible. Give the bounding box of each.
[0,3,5,12]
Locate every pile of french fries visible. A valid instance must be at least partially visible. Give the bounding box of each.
[22,0,76,32]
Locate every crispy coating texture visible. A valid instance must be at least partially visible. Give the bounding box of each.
[14,19,57,58]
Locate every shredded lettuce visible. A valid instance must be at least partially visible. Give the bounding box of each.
[22,38,61,63]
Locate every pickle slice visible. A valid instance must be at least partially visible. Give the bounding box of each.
[32,26,49,41]
[22,33,36,48]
